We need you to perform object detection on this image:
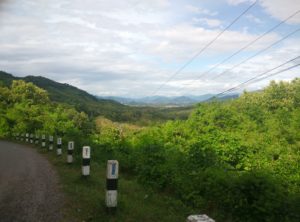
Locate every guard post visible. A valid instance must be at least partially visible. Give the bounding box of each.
[35,134,39,145]
[42,134,46,148]
[30,134,34,143]
[186,215,215,222]
[82,146,90,176]
[106,160,119,210]
[49,136,53,150]
[57,137,62,155]
[26,133,29,142]
[67,141,74,163]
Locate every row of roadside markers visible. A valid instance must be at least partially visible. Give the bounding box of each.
[13,132,119,209]
[13,133,215,221]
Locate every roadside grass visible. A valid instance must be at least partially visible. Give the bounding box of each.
[36,145,194,222]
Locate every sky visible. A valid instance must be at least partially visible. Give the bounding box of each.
[0,0,300,97]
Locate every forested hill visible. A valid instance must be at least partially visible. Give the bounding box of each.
[0,70,125,113]
[0,71,193,124]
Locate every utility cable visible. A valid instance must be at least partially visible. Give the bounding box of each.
[150,0,258,96]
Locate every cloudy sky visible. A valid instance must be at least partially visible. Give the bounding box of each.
[0,0,299,97]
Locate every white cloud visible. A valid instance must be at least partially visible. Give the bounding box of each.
[149,24,278,61]
[0,0,299,97]
[193,18,222,27]
[227,0,300,24]
[245,14,263,24]
[184,39,300,95]
[260,0,300,24]
[227,0,255,6]
[185,5,218,16]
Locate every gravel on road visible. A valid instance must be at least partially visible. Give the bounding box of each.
[0,140,65,222]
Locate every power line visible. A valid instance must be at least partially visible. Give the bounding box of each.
[211,28,300,80]
[176,10,300,94]
[215,63,300,98]
[150,0,258,96]
[246,63,300,85]
[214,55,300,98]
[180,27,300,95]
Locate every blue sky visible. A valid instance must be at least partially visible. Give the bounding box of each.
[0,0,299,97]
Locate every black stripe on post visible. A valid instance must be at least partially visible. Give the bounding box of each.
[82,158,90,166]
[106,179,118,190]
[67,149,73,155]
[57,138,62,155]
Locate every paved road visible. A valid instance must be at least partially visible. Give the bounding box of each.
[0,140,64,222]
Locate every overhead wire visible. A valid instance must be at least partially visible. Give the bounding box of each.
[176,10,300,94]
[211,29,300,80]
[213,55,300,98]
[242,63,300,85]
[150,0,258,96]
[179,27,300,95]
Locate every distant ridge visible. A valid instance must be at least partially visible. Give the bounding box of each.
[98,93,239,106]
[0,71,194,123]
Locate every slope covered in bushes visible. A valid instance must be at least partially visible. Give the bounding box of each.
[97,79,300,221]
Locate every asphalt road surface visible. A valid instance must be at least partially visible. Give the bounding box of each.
[0,140,64,222]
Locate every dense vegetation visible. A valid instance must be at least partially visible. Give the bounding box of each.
[0,71,193,125]
[96,79,300,222]
[0,77,299,222]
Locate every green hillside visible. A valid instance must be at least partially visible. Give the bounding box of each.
[0,71,193,124]
[1,77,299,221]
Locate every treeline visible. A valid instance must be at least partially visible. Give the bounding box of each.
[0,80,93,142]
[1,79,300,221]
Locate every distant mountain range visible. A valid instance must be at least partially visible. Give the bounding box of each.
[0,71,239,124]
[0,71,194,123]
[98,93,239,106]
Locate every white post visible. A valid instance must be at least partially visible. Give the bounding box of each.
[186,215,215,222]
[67,141,74,163]
[82,146,91,176]
[21,133,24,141]
[42,134,46,148]
[26,133,29,142]
[57,137,62,155]
[30,134,34,143]
[106,160,119,208]
[35,134,39,144]
[49,136,53,150]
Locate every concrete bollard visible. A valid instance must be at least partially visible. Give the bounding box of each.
[49,136,53,150]
[82,146,91,176]
[35,134,39,144]
[186,215,215,222]
[16,133,19,140]
[26,133,29,142]
[106,160,119,208]
[57,138,62,155]
[21,133,24,141]
[30,134,34,143]
[42,134,46,148]
[67,141,74,163]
